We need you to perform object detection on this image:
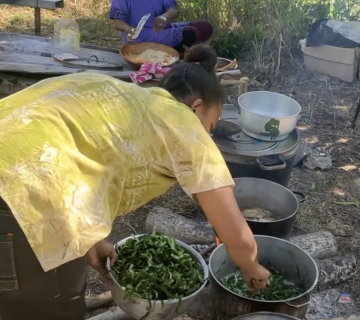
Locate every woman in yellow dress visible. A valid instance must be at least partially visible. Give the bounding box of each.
[0,52,270,320]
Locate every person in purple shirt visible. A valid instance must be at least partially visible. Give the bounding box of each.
[109,0,213,51]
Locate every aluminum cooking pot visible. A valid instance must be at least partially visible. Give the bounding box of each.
[209,236,318,320]
[106,234,209,320]
[228,92,301,142]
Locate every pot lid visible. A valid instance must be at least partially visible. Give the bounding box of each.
[56,54,123,70]
[214,104,299,157]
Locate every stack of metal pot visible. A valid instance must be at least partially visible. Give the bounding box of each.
[209,86,319,320]
[213,88,302,188]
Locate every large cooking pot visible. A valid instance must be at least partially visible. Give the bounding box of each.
[233,312,302,320]
[106,235,208,320]
[228,92,301,141]
[233,178,304,240]
[209,236,318,320]
[214,104,300,187]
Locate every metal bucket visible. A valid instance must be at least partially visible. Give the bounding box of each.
[209,236,318,320]
[106,234,209,320]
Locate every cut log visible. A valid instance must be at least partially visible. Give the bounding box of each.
[86,291,113,311]
[145,208,339,259]
[87,307,133,320]
[145,207,215,244]
[315,255,357,291]
[290,231,338,259]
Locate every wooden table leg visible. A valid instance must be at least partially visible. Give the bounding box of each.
[34,7,41,35]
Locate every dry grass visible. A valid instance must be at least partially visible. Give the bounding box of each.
[0,0,119,47]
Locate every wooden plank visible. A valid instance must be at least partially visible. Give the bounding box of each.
[0,33,121,54]
[0,0,37,7]
[0,62,133,78]
[0,32,122,55]
[38,0,64,9]
[0,33,129,70]
[0,0,63,8]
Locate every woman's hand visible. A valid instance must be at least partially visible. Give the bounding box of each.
[86,240,117,288]
[240,262,270,292]
[126,27,136,41]
[153,16,167,32]
[195,187,270,291]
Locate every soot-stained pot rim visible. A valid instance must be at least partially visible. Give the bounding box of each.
[208,235,319,303]
[233,177,299,224]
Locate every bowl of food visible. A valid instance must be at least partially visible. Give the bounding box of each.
[120,42,180,70]
[216,57,238,72]
[106,232,208,320]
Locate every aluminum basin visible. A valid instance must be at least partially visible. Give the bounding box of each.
[209,235,318,319]
[106,234,209,320]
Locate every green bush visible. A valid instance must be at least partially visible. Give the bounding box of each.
[178,0,360,76]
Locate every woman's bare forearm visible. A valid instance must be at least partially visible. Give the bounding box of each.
[114,19,133,33]
[162,7,179,23]
[196,187,258,269]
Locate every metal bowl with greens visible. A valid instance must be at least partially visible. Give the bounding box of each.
[221,267,306,301]
[106,232,208,320]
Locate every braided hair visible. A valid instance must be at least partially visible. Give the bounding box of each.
[159,46,223,107]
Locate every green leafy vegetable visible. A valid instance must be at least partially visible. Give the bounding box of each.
[221,268,305,301]
[112,231,204,301]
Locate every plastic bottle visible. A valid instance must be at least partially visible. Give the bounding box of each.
[54,13,80,54]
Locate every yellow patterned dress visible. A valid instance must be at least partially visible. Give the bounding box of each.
[0,73,234,271]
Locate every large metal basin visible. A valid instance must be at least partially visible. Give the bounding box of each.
[209,236,318,320]
[237,91,301,141]
[106,234,209,320]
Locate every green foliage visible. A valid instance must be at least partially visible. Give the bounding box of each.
[178,0,360,75]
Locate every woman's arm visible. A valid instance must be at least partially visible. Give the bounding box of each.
[162,7,179,23]
[196,187,257,268]
[196,187,270,290]
[161,0,179,23]
[109,0,133,33]
[113,19,133,33]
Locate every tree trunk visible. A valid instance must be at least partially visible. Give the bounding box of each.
[145,207,215,244]
[315,255,357,291]
[86,291,113,311]
[290,231,338,259]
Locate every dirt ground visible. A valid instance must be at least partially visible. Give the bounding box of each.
[1,4,360,318]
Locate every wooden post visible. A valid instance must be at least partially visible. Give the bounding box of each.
[34,7,41,36]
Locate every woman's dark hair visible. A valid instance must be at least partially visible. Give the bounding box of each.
[159,46,223,106]
[184,44,217,69]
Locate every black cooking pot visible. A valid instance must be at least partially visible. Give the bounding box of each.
[213,104,300,187]
[232,178,305,240]
[198,178,305,240]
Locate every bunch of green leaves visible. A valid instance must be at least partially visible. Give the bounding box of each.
[112,231,204,301]
[221,268,305,301]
